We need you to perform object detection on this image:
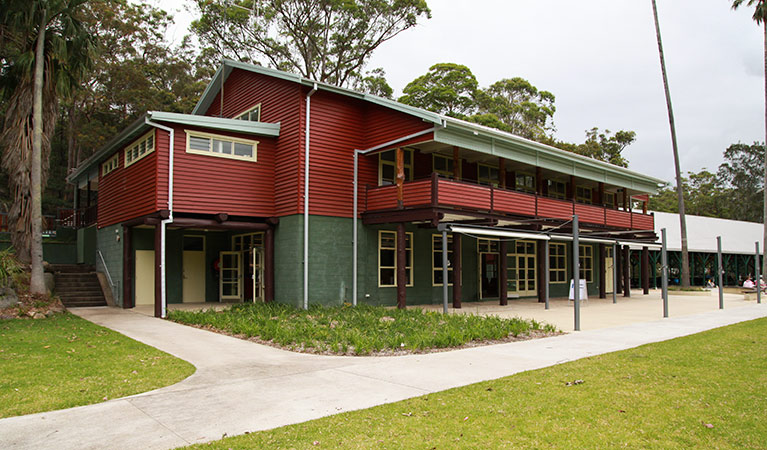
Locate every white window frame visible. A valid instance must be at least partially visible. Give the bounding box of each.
[185,129,258,162]
[579,244,594,282]
[432,234,455,286]
[433,154,453,178]
[378,149,413,186]
[102,153,119,177]
[124,130,155,168]
[378,230,413,287]
[234,104,261,122]
[549,243,567,284]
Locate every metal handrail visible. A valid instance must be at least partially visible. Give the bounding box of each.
[97,250,115,289]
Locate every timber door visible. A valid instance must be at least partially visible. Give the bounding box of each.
[135,250,155,306]
[479,239,500,299]
[219,251,242,302]
[182,236,205,303]
[605,248,614,293]
[251,248,265,302]
[507,241,537,297]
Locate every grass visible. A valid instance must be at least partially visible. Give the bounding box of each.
[0,313,195,418]
[168,303,558,356]
[183,317,767,449]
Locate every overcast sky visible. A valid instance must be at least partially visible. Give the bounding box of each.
[161,0,764,184]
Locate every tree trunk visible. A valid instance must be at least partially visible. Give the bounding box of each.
[30,9,47,295]
[652,0,690,287]
[762,20,767,279]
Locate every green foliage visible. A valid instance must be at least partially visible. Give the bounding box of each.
[542,128,635,168]
[0,313,194,418]
[0,247,22,288]
[184,318,767,450]
[731,0,767,24]
[190,0,431,87]
[475,77,556,140]
[354,67,394,99]
[168,303,557,356]
[399,63,479,118]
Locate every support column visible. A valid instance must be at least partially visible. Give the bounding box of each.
[265,227,275,302]
[453,234,462,308]
[535,167,544,195]
[597,182,604,206]
[616,247,623,294]
[537,237,546,303]
[396,147,404,209]
[642,246,650,295]
[499,157,506,189]
[499,239,508,306]
[154,224,162,318]
[122,225,133,309]
[396,223,406,309]
[623,245,631,297]
[86,180,92,207]
[453,146,461,180]
[598,243,606,298]
[568,175,576,201]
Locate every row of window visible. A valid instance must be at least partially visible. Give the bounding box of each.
[378,150,618,206]
[377,232,594,288]
[102,129,259,177]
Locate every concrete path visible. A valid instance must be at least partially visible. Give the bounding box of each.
[2,303,766,450]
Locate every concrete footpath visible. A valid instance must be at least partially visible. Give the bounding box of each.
[1,303,766,450]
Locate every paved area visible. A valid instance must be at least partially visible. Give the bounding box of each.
[1,300,765,450]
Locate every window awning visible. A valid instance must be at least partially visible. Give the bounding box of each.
[442,224,661,248]
[447,225,550,241]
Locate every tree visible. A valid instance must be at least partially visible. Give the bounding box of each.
[0,0,93,295]
[354,67,393,99]
[540,128,635,168]
[398,63,478,118]
[190,0,430,87]
[731,0,767,277]
[717,142,764,222]
[475,77,556,141]
[651,0,690,287]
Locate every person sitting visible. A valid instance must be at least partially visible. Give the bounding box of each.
[743,276,755,289]
[706,279,716,289]
[760,277,767,292]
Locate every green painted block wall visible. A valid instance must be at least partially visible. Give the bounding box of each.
[0,239,77,264]
[273,214,304,308]
[96,225,123,306]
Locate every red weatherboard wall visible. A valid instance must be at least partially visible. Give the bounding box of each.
[155,123,277,217]
[205,68,303,216]
[97,129,159,228]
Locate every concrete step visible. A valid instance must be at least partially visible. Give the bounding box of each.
[50,264,96,273]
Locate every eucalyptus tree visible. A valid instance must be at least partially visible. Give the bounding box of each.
[0,0,92,293]
[731,0,767,276]
[190,0,430,87]
[398,63,479,118]
[651,0,690,287]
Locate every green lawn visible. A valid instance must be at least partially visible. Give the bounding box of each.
[0,313,195,418]
[183,317,767,449]
[168,303,557,355]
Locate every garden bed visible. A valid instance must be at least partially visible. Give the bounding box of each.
[168,303,560,356]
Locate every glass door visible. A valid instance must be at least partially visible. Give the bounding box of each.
[252,248,264,302]
[219,251,242,302]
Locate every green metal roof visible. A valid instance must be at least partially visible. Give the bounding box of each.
[437,118,668,194]
[68,112,280,184]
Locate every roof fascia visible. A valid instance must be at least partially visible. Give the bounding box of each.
[148,112,280,137]
[436,119,666,194]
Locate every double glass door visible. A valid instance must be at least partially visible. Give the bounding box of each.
[507,241,537,297]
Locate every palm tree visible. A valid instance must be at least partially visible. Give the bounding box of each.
[731,0,767,279]
[0,0,92,293]
[651,0,691,287]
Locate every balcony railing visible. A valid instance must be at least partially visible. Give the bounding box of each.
[57,206,97,229]
[365,174,654,231]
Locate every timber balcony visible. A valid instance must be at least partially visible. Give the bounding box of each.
[363,173,655,231]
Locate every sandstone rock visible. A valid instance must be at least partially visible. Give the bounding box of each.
[33,312,46,319]
[0,287,18,309]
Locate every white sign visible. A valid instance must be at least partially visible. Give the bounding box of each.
[569,279,588,301]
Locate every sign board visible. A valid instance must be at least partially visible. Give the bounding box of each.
[569,279,588,301]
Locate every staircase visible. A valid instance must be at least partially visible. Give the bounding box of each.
[52,264,107,308]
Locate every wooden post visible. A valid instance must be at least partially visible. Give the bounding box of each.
[598,243,606,298]
[537,237,546,303]
[86,180,92,207]
[623,189,629,212]
[597,182,604,206]
[568,175,576,201]
[616,247,623,294]
[265,227,275,302]
[642,246,650,295]
[154,224,162,317]
[453,146,461,180]
[396,147,404,209]
[509,171,516,191]
[396,223,406,309]
[643,199,648,214]
[623,245,631,297]
[453,233,462,308]
[499,239,508,306]
[499,158,506,189]
[122,225,133,308]
[535,167,544,195]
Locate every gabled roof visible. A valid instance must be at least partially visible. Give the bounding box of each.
[68,111,280,183]
[194,59,667,194]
